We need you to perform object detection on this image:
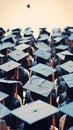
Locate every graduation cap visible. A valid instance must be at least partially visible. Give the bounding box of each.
[34,49,51,61]
[62,73,73,99]
[11,100,58,124]
[56,50,73,64]
[0,42,15,51]
[62,73,73,88]
[52,32,62,38]
[39,28,50,36]
[0,60,20,72]
[1,34,16,43]
[68,34,73,41]
[15,43,30,51]
[54,35,68,43]
[0,27,6,35]
[8,50,28,62]
[35,42,51,52]
[0,103,10,118]
[52,28,61,33]
[23,75,54,97]
[18,39,30,44]
[60,60,73,73]
[24,28,33,36]
[55,45,69,51]
[29,63,56,82]
[60,102,73,118]
[38,34,50,41]
[12,28,21,34]
[0,91,9,101]
[55,45,69,53]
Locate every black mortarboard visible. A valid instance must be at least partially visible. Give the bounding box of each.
[23,75,54,97]
[0,27,6,34]
[34,49,51,60]
[11,100,58,124]
[12,28,21,34]
[39,28,50,36]
[0,103,10,118]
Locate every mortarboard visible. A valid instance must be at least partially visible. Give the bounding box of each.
[0,103,10,118]
[23,75,54,97]
[11,100,58,124]
[34,49,51,61]
[68,34,73,41]
[15,43,30,51]
[39,28,50,36]
[12,28,21,34]
[35,42,51,52]
[62,73,73,99]
[1,34,16,43]
[56,50,73,65]
[8,50,28,62]
[60,101,73,118]
[0,78,20,84]
[0,27,6,34]
[24,28,33,36]
[29,63,56,78]
[68,28,73,33]
[52,32,62,38]
[0,42,15,51]
[18,39,30,44]
[55,45,69,51]
[0,91,9,101]
[60,60,73,73]
[52,28,61,33]
[38,34,50,41]
[0,60,20,72]
[54,35,68,43]
[62,73,73,88]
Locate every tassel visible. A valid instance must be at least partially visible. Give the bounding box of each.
[52,73,55,82]
[50,94,52,105]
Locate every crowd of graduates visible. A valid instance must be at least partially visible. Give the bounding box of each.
[0,26,73,130]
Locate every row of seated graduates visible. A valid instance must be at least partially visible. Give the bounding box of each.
[0,26,73,130]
